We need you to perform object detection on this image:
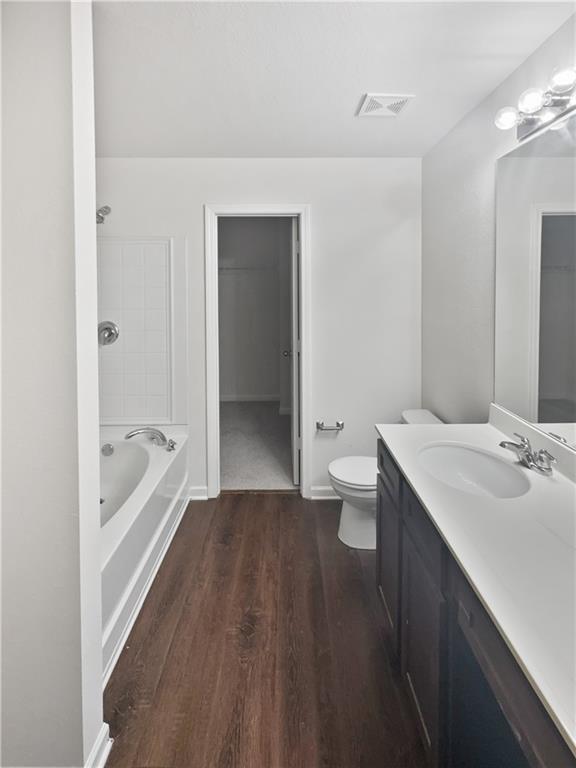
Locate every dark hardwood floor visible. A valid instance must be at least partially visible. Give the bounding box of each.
[104,494,425,768]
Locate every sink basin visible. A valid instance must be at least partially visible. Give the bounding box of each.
[418,442,530,499]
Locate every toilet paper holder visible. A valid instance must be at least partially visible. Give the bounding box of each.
[316,420,344,432]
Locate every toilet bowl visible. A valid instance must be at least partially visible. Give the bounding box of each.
[329,456,378,550]
[329,409,443,550]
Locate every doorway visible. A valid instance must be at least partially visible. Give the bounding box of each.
[204,204,310,498]
[537,211,576,422]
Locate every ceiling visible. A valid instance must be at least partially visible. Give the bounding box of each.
[93,2,574,158]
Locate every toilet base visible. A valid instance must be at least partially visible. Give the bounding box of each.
[337,501,376,550]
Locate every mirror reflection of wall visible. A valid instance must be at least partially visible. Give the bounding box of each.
[495,113,576,450]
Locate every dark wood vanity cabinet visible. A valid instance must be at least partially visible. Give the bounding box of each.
[401,483,448,765]
[376,439,403,658]
[376,443,448,765]
[401,527,447,765]
[376,474,401,655]
[447,563,576,768]
[375,438,576,768]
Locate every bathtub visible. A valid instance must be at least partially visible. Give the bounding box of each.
[100,426,188,683]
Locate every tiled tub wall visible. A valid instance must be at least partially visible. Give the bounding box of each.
[98,237,172,423]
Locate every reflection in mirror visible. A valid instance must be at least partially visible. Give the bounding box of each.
[495,111,576,450]
[538,213,576,423]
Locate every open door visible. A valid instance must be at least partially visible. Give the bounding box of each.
[291,217,301,486]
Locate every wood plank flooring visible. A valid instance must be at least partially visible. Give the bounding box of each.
[104,494,425,768]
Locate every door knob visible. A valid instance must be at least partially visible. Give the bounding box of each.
[282,350,292,357]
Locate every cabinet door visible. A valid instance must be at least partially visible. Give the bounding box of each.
[402,530,447,766]
[376,474,401,657]
[449,564,576,768]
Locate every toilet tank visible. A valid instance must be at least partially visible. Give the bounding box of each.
[401,409,443,424]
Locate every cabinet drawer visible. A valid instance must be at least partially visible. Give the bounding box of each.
[377,439,401,508]
[451,565,576,768]
[403,484,445,591]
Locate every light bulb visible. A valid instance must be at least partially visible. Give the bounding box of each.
[495,106,520,130]
[539,109,556,125]
[518,88,546,115]
[549,66,576,94]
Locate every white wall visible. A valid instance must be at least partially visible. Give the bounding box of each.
[96,158,422,495]
[2,3,106,765]
[422,16,575,424]
[218,217,291,404]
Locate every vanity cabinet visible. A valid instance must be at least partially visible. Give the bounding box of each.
[401,483,448,765]
[448,563,576,768]
[375,473,401,656]
[376,438,576,768]
[401,530,447,764]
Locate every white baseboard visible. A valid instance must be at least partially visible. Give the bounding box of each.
[310,485,339,500]
[188,485,208,499]
[219,394,279,402]
[102,483,189,688]
[86,723,113,768]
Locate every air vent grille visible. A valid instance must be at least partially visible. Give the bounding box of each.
[358,93,414,118]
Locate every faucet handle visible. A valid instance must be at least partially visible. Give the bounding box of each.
[513,432,529,444]
[535,449,556,470]
[513,433,533,451]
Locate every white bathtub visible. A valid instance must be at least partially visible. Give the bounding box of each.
[100,441,149,527]
[100,426,188,683]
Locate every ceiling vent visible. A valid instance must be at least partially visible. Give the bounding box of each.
[357,93,414,118]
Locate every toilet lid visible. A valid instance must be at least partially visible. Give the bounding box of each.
[328,456,377,489]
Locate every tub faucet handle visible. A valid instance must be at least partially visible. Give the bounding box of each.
[125,427,168,447]
[167,439,177,452]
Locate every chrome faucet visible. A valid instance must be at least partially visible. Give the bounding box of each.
[125,427,176,452]
[499,433,556,476]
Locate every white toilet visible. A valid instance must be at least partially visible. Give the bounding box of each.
[329,408,442,550]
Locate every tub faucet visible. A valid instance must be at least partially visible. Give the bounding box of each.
[499,433,556,475]
[125,427,176,451]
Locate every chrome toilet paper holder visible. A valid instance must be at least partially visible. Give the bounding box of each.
[316,420,344,432]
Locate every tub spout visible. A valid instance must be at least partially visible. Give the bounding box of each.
[125,427,168,447]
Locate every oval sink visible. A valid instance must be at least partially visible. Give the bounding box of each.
[418,442,530,499]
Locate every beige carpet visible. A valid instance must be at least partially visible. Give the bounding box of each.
[220,401,295,490]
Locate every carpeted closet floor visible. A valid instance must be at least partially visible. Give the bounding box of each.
[220,401,294,490]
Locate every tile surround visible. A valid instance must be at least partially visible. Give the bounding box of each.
[98,238,171,423]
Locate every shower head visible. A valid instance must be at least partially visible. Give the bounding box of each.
[96,205,111,224]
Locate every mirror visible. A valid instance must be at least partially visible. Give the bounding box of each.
[495,111,576,450]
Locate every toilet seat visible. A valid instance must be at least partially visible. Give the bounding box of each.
[328,456,377,490]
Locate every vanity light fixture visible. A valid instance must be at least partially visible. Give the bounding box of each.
[549,66,576,94]
[494,106,521,131]
[517,87,546,115]
[495,65,576,139]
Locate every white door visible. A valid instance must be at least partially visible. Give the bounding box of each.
[291,217,301,486]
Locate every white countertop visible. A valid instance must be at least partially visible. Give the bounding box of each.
[375,420,576,755]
